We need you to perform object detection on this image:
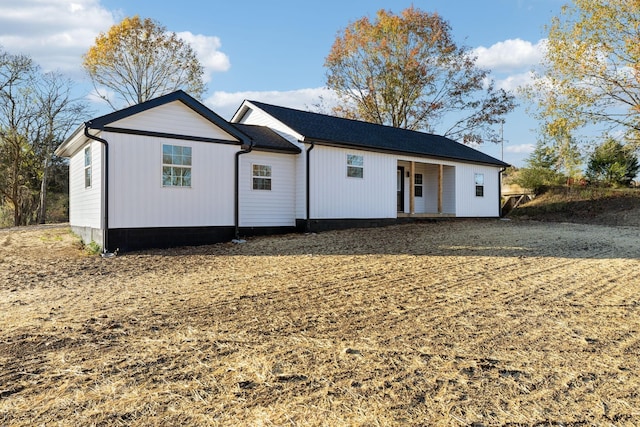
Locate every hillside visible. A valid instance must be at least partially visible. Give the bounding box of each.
[508,187,640,227]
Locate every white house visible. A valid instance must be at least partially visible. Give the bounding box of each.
[55,90,509,252]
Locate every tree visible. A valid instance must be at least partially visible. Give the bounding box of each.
[531,0,640,145]
[0,49,88,226]
[586,138,639,187]
[83,16,205,109]
[0,51,39,226]
[513,141,566,194]
[33,72,89,223]
[324,7,516,143]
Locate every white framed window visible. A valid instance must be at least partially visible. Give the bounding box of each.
[252,164,272,190]
[414,173,423,197]
[162,144,192,187]
[84,146,91,188]
[475,173,484,197]
[347,154,363,178]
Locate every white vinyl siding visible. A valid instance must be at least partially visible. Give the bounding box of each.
[69,141,102,228]
[456,165,500,217]
[107,132,237,228]
[111,101,238,141]
[234,103,307,219]
[240,152,296,227]
[310,146,396,219]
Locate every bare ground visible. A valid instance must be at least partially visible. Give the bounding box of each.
[1,219,640,426]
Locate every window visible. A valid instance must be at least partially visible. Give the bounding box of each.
[84,146,91,188]
[414,173,423,197]
[252,164,272,190]
[347,154,363,178]
[475,173,484,197]
[162,144,192,187]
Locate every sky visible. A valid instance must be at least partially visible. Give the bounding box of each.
[0,0,565,167]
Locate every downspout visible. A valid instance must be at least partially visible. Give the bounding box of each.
[305,140,315,232]
[499,166,506,218]
[234,140,254,240]
[84,122,113,255]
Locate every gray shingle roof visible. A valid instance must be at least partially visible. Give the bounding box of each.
[232,124,301,154]
[247,100,509,167]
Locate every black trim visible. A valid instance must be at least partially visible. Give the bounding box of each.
[108,226,236,252]
[235,140,254,239]
[102,126,243,146]
[108,225,301,252]
[84,124,110,253]
[298,218,407,233]
[305,141,315,231]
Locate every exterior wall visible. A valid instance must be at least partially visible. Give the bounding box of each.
[235,105,308,219]
[110,101,237,140]
[106,132,238,228]
[310,146,396,219]
[239,151,296,227]
[455,164,501,217]
[69,139,102,230]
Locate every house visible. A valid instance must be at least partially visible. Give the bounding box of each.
[55,90,509,252]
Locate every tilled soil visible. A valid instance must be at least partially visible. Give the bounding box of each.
[1,220,639,425]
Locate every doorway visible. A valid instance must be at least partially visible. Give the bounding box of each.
[397,166,404,212]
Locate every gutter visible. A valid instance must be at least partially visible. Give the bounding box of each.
[305,140,315,232]
[234,140,254,240]
[84,123,114,256]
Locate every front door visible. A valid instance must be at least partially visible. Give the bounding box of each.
[397,167,404,212]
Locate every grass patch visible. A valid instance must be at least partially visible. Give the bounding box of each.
[508,186,640,224]
[1,221,640,425]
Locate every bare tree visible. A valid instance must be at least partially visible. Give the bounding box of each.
[0,49,88,226]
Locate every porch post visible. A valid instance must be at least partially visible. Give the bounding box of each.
[409,161,415,214]
[438,164,443,214]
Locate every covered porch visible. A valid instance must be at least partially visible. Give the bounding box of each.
[396,160,456,218]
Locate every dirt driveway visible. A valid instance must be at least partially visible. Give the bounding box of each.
[1,219,639,425]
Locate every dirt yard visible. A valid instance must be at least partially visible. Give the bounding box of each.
[1,219,640,426]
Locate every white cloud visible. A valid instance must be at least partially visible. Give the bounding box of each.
[505,144,535,154]
[474,38,547,72]
[0,0,231,85]
[0,0,116,73]
[494,71,537,92]
[176,32,231,83]
[205,87,338,119]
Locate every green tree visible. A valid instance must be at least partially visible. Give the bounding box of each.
[514,142,565,194]
[530,0,640,145]
[586,138,639,186]
[83,16,205,109]
[324,7,516,143]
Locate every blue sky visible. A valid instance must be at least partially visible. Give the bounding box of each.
[0,0,565,166]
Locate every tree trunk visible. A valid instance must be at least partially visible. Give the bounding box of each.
[39,157,48,224]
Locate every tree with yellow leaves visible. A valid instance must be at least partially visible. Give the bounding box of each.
[83,16,205,109]
[531,0,640,145]
[324,7,515,144]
